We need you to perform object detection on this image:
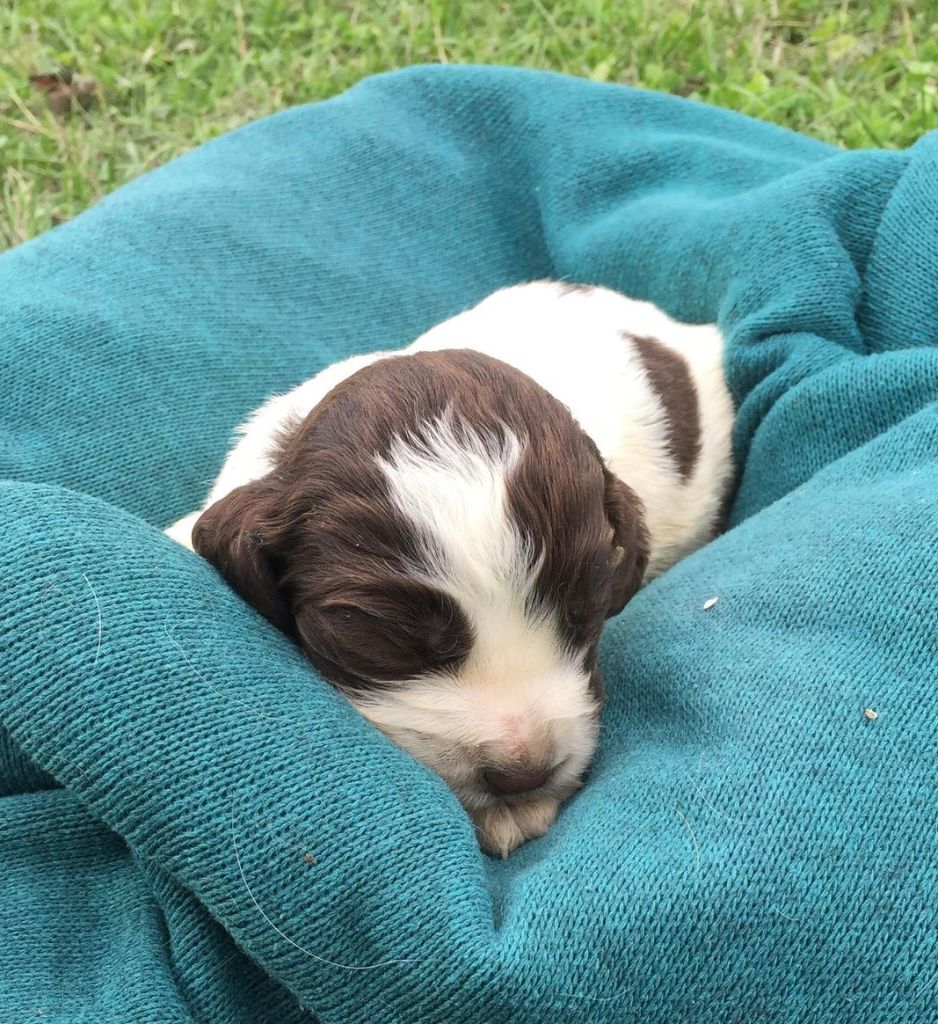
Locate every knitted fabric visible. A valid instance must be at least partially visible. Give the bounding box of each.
[1,66,936,1023]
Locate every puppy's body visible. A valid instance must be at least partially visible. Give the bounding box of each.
[167,282,734,855]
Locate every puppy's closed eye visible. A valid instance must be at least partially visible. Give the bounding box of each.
[300,583,474,684]
[560,568,606,632]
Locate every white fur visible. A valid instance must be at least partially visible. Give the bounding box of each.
[167,281,734,854]
[204,352,384,512]
[375,413,528,599]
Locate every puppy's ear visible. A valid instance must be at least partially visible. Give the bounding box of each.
[192,479,295,636]
[602,466,650,618]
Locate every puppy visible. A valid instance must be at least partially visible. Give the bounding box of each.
[166,281,734,856]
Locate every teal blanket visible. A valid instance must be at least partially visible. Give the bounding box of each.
[1,66,936,1023]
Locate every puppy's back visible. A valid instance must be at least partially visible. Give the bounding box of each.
[407,281,734,574]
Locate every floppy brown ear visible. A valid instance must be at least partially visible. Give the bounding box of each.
[602,466,650,618]
[191,479,295,636]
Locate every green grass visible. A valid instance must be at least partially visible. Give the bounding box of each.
[1,0,936,251]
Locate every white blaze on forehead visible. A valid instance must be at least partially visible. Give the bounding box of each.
[375,412,529,603]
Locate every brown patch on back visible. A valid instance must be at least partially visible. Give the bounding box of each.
[628,333,702,481]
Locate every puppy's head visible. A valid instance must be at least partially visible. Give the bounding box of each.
[194,350,648,829]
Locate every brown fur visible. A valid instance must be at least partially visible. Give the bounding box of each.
[628,333,702,481]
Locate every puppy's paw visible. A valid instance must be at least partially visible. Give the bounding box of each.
[472,797,560,858]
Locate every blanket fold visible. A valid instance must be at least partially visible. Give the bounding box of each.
[1,66,935,1023]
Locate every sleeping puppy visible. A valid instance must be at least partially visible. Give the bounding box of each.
[166,281,734,856]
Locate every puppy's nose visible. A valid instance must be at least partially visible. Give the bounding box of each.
[483,766,551,795]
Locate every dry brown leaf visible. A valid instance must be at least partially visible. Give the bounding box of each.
[29,68,98,117]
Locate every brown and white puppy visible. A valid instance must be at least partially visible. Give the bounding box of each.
[166,281,735,856]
